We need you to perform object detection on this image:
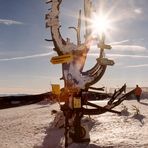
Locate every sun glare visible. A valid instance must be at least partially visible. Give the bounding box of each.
[91,13,112,35]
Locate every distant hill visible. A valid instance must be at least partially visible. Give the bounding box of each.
[0,94,28,97]
[0,92,53,109]
[1,87,148,110]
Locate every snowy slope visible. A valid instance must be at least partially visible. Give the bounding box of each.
[0,99,148,148]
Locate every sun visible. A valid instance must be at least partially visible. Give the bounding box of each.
[91,13,112,36]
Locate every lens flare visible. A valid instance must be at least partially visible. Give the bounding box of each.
[91,13,112,35]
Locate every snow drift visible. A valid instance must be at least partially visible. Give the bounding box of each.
[0,99,148,148]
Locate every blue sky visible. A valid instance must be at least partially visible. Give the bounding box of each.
[0,0,148,94]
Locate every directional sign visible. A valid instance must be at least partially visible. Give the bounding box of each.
[73,97,81,108]
[97,58,115,66]
[51,84,61,95]
[98,44,112,49]
[50,54,73,64]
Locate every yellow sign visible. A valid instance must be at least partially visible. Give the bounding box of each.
[51,84,61,95]
[73,97,81,108]
[50,54,73,64]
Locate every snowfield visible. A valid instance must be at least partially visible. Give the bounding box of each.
[0,99,148,148]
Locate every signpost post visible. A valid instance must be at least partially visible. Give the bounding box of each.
[45,1,135,147]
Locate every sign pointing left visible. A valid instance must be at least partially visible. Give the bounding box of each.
[50,54,73,64]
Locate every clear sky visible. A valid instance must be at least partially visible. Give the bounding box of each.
[0,0,148,94]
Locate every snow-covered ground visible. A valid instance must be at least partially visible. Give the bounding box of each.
[0,99,148,148]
